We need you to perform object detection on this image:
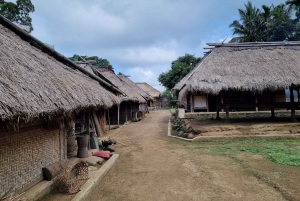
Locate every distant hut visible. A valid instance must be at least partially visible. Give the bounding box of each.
[92,67,148,125]
[0,15,121,195]
[173,42,300,121]
[118,75,153,114]
[136,82,162,109]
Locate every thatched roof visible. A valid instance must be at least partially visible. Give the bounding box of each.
[92,67,147,103]
[118,75,153,101]
[0,16,121,121]
[136,83,161,98]
[176,42,300,101]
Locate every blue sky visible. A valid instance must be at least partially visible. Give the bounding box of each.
[10,0,287,91]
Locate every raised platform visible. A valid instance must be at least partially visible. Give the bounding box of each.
[186,110,300,120]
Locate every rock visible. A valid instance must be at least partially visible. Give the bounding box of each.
[290,129,298,134]
[185,125,193,133]
[182,133,188,138]
[187,134,195,139]
[106,145,115,152]
[178,131,184,137]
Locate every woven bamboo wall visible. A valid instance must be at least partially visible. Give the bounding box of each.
[0,127,65,195]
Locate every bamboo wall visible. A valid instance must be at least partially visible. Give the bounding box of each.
[0,125,66,195]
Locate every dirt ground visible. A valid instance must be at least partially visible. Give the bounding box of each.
[81,110,299,201]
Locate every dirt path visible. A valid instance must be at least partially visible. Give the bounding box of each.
[83,110,287,201]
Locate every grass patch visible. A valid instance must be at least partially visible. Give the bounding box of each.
[192,139,300,166]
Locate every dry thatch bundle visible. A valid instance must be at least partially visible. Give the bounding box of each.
[136,82,161,98]
[0,22,121,122]
[92,67,146,103]
[175,42,300,101]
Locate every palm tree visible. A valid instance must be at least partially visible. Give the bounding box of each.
[229,1,266,42]
[286,0,300,20]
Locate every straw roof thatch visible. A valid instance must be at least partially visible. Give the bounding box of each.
[176,42,300,101]
[136,83,161,98]
[118,75,153,101]
[0,18,121,122]
[92,67,147,103]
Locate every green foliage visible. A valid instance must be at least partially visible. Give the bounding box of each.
[230,1,300,42]
[172,119,183,131]
[158,54,201,89]
[0,0,34,32]
[69,54,112,68]
[205,139,300,166]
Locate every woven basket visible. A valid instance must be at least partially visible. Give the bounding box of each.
[76,135,89,158]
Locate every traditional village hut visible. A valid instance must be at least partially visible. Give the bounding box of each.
[118,75,153,114]
[136,82,162,109]
[173,42,300,122]
[0,15,122,195]
[92,67,148,126]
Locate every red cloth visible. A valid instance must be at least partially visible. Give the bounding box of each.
[93,151,110,159]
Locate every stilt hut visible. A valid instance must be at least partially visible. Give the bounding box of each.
[173,42,300,122]
[0,15,121,195]
[136,82,162,109]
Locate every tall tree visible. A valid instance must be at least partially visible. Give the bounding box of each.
[158,54,201,89]
[0,0,34,32]
[69,54,113,68]
[229,2,266,42]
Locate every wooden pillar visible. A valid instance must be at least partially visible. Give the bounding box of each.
[107,109,111,130]
[87,111,91,149]
[290,86,297,122]
[216,106,221,119]
[225,104,230,123]
[117,104,120,127]
[190,93,194,113]
[206,94,209,112]
[255,95,258,111]
[270,92,275,119]
[225,92,230,123]
[125,103,128,122]
[221,93,224,112]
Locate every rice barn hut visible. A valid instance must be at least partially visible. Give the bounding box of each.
[0,15,121,195]
[92,67,148,125]
[173,42,300,122]
[136,82,162,109]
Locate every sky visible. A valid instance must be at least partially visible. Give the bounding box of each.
[12,0,287,91]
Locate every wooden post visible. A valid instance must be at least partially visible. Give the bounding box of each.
[225,92,230,123]
[92,110,102,137]
[107,109,111,130]
[206,94,209,112]
[255,95,258,111]
[290,86,297,122]
[87,111,91,149]
[190,93,194,112]
[117,104,120,127]
[225,104,230,123]
[221,93,224,112]
[216,106,221,119]
[270,92,275,119]
[125,103,128,122]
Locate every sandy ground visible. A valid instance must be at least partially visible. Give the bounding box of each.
[82,110,288,201]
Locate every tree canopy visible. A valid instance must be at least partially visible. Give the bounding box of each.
[69,54,113,68]
[230,1,300,42]
[0,0,34,32]
[158,54,201,89]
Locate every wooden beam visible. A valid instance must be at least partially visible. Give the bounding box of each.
[107,109,111,130]
[270,92,275,119]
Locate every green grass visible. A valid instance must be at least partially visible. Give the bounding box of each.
[192,139,300,166]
